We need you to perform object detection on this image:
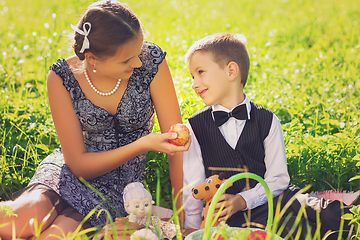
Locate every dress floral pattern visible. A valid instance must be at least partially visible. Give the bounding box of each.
[28,42,166,227]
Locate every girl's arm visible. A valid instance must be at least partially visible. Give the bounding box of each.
[47,68,187,181]
[149,59,188,213]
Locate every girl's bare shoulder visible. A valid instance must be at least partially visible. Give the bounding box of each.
[65,55,83,71]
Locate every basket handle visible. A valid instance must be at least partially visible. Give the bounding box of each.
[203,172,274,240]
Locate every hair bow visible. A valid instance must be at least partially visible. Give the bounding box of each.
[71,22,91,53]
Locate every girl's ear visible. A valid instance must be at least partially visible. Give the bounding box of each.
[84,52,96,65]
[227,61,240,81]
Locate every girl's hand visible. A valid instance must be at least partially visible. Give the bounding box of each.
[141,132,191,155]
[213,194,246,222]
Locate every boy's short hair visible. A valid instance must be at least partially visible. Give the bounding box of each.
[185,32,250,87]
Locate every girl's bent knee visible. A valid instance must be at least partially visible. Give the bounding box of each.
[0,193,58,239]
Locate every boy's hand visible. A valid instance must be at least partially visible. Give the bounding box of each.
[213,194,246,222]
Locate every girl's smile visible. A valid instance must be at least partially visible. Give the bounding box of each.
[125,68,134,74]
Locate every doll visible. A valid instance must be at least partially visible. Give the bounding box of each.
[123,182,180,239]
[123,182,155,223]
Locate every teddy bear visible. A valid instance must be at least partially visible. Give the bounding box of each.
[192,172,232,229]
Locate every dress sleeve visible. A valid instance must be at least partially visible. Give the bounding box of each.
[138,42,166,86]
[50,58,75,91]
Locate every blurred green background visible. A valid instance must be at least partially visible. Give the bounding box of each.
[0,0,359,208]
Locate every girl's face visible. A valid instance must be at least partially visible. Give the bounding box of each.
[188,51,232,107]
[126,197,153,218]
[94,31,144,81]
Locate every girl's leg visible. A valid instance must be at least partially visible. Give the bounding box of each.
[0,188,58,239]
[35,206,93,240]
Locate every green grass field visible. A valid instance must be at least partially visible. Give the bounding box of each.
[0,0,360,237]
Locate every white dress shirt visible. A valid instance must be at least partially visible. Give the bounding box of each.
[183,95,290,229]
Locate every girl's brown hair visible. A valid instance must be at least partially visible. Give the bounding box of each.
[73,0,141,61]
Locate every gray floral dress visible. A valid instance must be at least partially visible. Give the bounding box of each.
[27,42,166,227]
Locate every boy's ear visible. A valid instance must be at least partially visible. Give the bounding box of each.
[227,61,240,81]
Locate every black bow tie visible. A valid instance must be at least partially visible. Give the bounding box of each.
[212,104,248,127]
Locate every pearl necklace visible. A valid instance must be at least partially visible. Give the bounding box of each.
[84,68,121,96]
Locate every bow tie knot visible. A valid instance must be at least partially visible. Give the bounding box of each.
[212,104,248,127]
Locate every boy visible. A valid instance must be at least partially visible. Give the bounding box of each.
[182,32,351,239]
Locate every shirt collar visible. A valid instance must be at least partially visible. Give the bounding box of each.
[211,93,251,120]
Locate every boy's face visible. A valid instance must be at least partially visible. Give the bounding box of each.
[188,51,232,107]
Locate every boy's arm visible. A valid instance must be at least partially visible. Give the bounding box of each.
[183,122,206,230]
[238,114,290,209]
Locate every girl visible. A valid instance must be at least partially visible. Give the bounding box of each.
[0,0,188,239]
